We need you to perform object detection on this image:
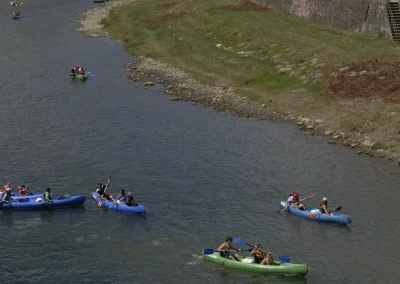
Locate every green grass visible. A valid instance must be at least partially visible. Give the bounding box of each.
[101,0,400,154]
[102,0,400,102]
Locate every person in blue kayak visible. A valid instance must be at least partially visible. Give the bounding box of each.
[13,11,20,17]
[217,236,243,261]
[115,189,127,204]
[18,184,27,196]
[2,187,19,203]
[319,197,332,215]
[96,183,115,202]
[283,190,307,211]
[44,188,53,202]
[126,195,137,207]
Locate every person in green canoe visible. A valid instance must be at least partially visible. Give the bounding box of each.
[217,236,243,261]
[250,244,275,265]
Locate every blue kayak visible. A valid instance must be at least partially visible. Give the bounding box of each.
[91,192,146,214]
[11,192,55,199]
[279,201,352,225]
[12,16,20,20]
[0,195,86,210]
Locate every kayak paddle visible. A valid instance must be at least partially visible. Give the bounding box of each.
[328,206,342,214]
[203,248,252,255]
[277,193,316,213]
[233,237,291,263]
[98,176,112,207]
[86,72,95,77]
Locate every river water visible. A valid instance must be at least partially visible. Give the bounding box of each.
[0,1,399,283]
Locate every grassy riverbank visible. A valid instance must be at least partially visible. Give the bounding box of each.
[101,0,400,159]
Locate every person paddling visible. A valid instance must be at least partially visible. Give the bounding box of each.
[2,187,19,203]
[18,184,27,196]
[115,189,127,204]
[71,66,80,76]
[250,244,266,264]
[96,183,114,202]
[319,197,331,215]
[282,190,307,211]
[44,188,53,202]
[217,236,243,261]
[2,183,12,193]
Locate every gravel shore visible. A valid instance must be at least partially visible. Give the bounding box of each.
[77,0,137,38]
[125,57,281,121]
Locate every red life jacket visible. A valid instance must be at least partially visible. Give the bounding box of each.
[290,190,299,205]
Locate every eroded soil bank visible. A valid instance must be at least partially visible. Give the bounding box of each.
[78,0,400,164]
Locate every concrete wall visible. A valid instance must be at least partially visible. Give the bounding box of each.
[252,0,392,37]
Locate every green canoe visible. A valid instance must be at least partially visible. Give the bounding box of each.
[74,73,88,81]
[203,252,308,275]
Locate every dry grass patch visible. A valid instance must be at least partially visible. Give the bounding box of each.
[222,0,271,12]
[146,11,187,23]
[325,60,400,102]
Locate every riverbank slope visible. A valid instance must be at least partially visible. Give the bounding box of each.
[79,0,400,163]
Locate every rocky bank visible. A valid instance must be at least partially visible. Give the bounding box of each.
[77,0,400,165]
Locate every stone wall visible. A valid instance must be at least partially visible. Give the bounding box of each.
[251,0,391,37]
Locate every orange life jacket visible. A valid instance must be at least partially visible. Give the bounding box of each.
[18,186,26,196]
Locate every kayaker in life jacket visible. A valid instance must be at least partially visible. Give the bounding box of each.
[2,183,12,193]
[289,190,307,211]
[18,184,27,196]
[319,197,331,215]
[282,190,307,211]
[2,187,19,203]
[78,68,85,75]
[44,188,53,202]
[217,236,243,261]
[250,244,266,264]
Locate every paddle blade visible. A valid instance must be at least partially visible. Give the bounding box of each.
[63,194,71,197]
[279,255,291,263]
[233,237,246,245]
[306,193,316,199]
[335,206,342,211]
[203,249,216,255]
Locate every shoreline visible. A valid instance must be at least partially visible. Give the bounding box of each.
[77,0,400,165]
